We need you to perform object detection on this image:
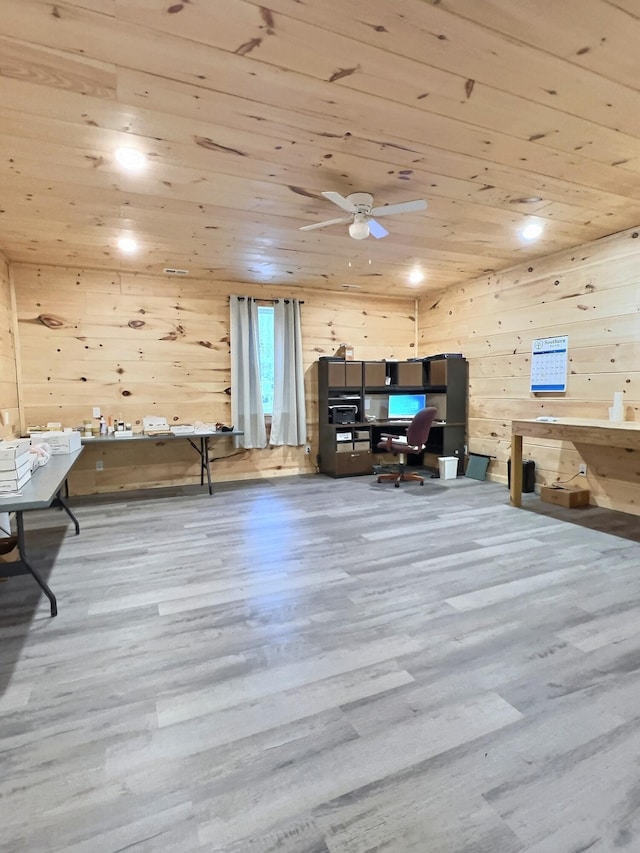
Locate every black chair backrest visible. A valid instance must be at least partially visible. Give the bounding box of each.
[406,407,438,447]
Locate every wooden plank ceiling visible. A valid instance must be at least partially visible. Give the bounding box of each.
[1,0,640,296]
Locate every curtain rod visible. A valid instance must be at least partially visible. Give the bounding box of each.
[232,297,304,304]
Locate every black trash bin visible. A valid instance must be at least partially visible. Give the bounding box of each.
[507,458,536,493]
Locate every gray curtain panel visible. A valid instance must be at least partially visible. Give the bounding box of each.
[230,296,267,449]
[270,299,307,446]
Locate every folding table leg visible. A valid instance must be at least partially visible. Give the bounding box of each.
[15,511,57,617]
[202,437,213,495]
[53,488,80,535]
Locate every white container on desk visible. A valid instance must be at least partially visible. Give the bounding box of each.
[609,392,624,422]
[0,439,31,461]
[0,449,31,471]
[0,462,31,491]
[30,430,82,454]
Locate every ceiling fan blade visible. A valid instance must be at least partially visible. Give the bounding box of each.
[299,216,351,231]
[368,219,389,239]
[370,199,427,217]
[322,191,357,213]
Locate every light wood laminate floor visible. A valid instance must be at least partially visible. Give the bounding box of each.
[1,474,640,852]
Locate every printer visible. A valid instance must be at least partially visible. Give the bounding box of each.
[328,405,358,424]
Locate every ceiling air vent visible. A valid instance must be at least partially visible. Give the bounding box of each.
[163,268,189,276]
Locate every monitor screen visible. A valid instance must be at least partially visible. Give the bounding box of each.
[388,393,426,419]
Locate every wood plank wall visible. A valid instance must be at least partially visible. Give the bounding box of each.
[11,263,416,494]
[0,254,19,440]
[418,226,640,515]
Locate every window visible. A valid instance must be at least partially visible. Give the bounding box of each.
[257,305,274,415]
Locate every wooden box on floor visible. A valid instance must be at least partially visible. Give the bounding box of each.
[540,486,590,508]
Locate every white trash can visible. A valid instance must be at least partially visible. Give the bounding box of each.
[438,456,458,480]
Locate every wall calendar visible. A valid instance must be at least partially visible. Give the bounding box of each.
[530,335,568,392]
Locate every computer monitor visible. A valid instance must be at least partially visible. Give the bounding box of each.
[388,393,426,419]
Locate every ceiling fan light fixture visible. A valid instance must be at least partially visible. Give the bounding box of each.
[349,215,370,240]
[301,191,426,240]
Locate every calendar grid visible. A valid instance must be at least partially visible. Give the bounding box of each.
[530,335,568,392]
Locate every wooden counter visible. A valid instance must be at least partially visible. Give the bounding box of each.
[510,418,640,507]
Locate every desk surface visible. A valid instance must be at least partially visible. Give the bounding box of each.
[372,419,451,426]
[81,430,244,444]
[513,417,640,430]
[512,418,640,448]
[0,449,83,512]
[510,417,640,508]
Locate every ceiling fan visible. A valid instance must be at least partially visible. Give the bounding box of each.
[299,191,427,240]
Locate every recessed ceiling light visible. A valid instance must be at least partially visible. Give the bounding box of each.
[115,147,146,171]
[118,236,138,253]
[408,268,424,285]
[510,196,543,205]
[520,222,544,241]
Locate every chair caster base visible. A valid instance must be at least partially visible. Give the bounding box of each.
[376,470,426,488]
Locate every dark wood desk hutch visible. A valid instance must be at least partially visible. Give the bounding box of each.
[317,356,468,478]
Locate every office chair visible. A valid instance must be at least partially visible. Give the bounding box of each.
[376,407,438,487]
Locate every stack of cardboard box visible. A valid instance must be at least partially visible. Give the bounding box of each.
[0,439,32,492]
[540,485,590,508]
